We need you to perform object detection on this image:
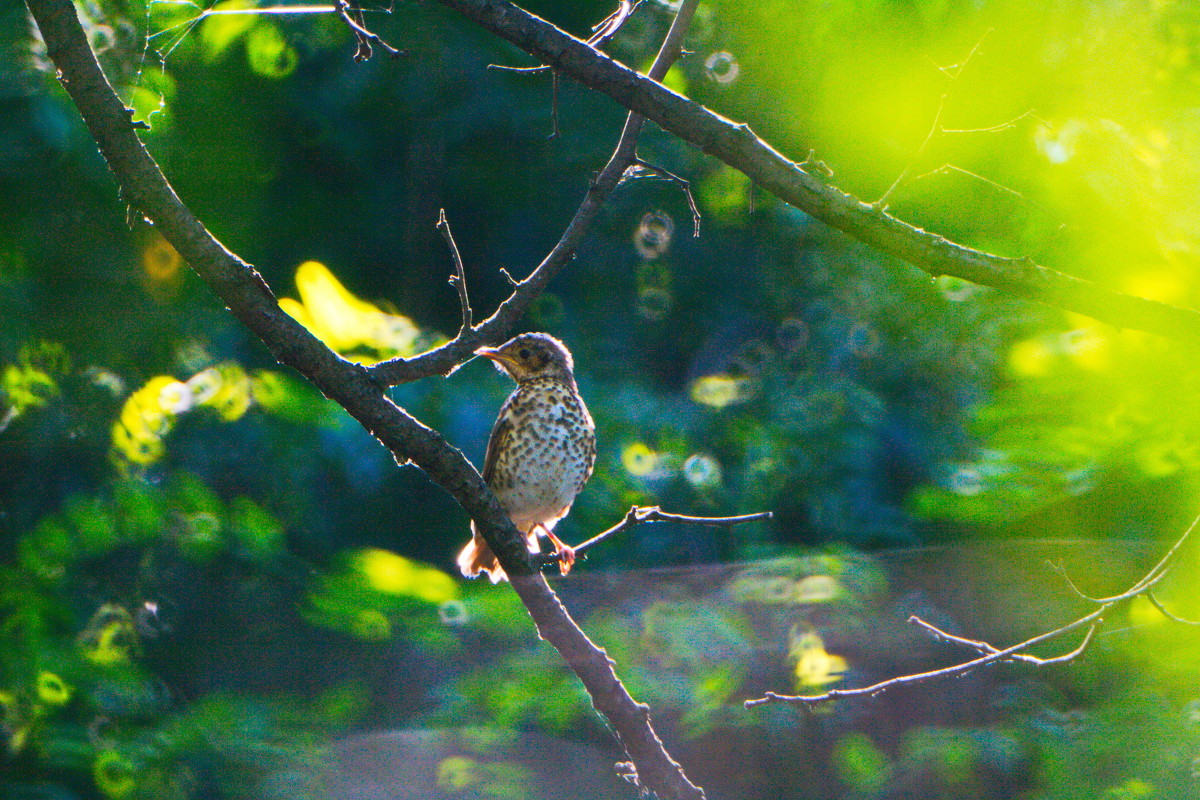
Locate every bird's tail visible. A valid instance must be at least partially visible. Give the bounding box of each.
[457,523,507,583]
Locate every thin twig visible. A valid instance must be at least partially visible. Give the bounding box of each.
[335,0,405,60]
[1115,511,1200,599]
[745,509,1200,709]
[436,209,473,336]
[1047,559,1105,603]
[587,0,637,48]
[625,159,701,237]
[1148,592,1200,625]
[549,70,560,139]
[931,28,992,80]
[573,505,772,556]
[488,0,636,71]
[909,616,1095,666]
[745,605,1109,708]
[876,94,945,209]
[486,2,633,81]
[487,64,552,73]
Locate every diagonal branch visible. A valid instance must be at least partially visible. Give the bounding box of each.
[744,509,1200,709]
[431,0,1200,346]
[624,160,702,237]
[25,0,704,796]
[368,0,699,387]
[745,605,1108,709]
[335,0,404,60]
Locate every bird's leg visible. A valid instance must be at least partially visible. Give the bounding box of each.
[533,523,576,576]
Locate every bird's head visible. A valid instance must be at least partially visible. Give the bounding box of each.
[475,332,576,384]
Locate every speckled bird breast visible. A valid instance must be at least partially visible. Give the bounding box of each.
[488,376,596,531]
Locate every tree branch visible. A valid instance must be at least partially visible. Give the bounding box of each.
[432,0,1200,345]
[368,0,698,386]
[25,0,704,795]
[436,209,474,338]
[571,505,772,558]
[335,0,404,61]
[744,510,1200,708]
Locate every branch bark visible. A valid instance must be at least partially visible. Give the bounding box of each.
[432,0,1200,345]
[25,0,704,795]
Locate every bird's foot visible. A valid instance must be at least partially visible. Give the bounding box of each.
[554,543,576,576]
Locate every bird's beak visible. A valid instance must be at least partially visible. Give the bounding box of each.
[474,345,514,370]
[474,345,502,361]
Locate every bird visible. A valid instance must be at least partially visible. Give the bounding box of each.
[457,332,596,583]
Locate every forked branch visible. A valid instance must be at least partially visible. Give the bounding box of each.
[25,0,708,796]
[335,0,405,60]
[744,511,1200,709]
[433,0,1200,346]
[368,0,699,386]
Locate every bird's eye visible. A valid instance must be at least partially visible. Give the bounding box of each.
[519,348,531,360]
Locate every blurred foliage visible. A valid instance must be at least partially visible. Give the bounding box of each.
[279,260,442,364]
[5,0,1200,797]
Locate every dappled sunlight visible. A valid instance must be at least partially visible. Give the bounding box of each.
[304,547,461,643]
[689,373,753,408]
[789,628,848,690]
[280,261,437,364]
[110,362,291,471]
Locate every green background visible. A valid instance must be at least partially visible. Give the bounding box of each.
[3,0,1200,797]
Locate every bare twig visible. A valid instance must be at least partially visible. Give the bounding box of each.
[483,64,561,137]
[487,64,551,74]
[436,209,473,336]
[335,0,404,60]
[745,607,1107,709]
[625,159,701,237]
[909,616,1095,666]
[488,0,635,71]
[587,0,637,48]
[1048,559,1105,603]
[549,69,560,139]
[485,0,633,96]
[876,94,945,209]
[572,505,772,557]
[1148,593,1200,626]
[744,509,1200,709]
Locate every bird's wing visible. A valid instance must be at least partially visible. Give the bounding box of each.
[481,391,517,484]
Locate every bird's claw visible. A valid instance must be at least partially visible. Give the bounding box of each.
[555,544,576,576]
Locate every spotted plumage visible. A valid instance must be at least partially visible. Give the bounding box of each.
[457,333,596,583]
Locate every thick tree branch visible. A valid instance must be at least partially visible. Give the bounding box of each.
[25,0,704,795]
[510,572,701,799]
[432,0,1200,345]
